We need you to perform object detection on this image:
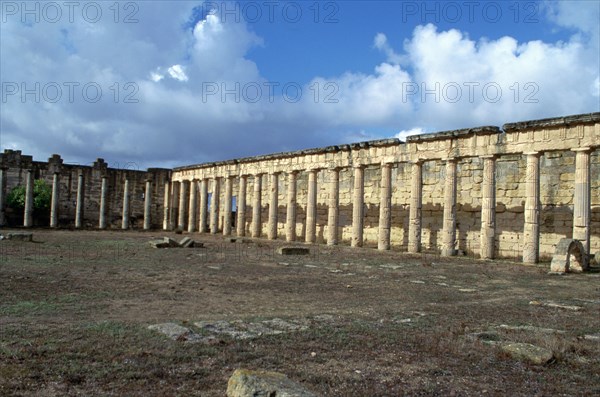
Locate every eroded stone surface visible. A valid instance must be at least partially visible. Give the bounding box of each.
[227,369,317,397]
[500,342,554,365]
[550,238,588,273]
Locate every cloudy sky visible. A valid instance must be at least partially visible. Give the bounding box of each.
[1,0,599,169]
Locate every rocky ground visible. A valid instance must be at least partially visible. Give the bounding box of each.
[0,229,599,396]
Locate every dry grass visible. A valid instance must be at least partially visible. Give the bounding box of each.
[1,229,599,396]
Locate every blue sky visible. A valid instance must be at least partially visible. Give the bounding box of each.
[1,0,599,168]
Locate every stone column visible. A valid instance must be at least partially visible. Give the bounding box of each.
[251,174,262,238]
[188,180,198,233]
[305,169,318,243]
[99,176,108,229]
[223,176,233,236]
[236,175,247,236]
[408,161,423,253]
[378,162,393,250]
[0,168,6,226]
[441,158,458,256]
[572,148,591,255]
[75,173,84,229]
[50,172,60,228]
[162,181,170,230]
[23,169,34,228]
[178,180,188,231]
[143,179,152,230]
[480,155,497,259]
[327,168,340,246]
[523,152,541,263]
[351,165,365,248]
[267,172,279,240]
[285,171,298,242]
[121,179,130,229]
[210,178,220,234]
[169,181,180,230]
[199,179,208,233]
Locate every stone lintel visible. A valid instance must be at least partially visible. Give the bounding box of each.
[571,147,592,152]
[503,112,600,132]
[406,126,500,143]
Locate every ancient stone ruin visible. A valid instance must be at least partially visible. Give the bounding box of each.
[1,112,599,265]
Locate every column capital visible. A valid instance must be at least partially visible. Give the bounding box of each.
[442,157,458,163]
[381,161,395,167]
[352,163,365,169]
[480,154,498,160]
[571,147,591,152]
[269,170,282,176]
[306,168,320,174]
[523,151,541,156]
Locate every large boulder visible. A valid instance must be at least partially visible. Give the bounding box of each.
[227,369,317,397]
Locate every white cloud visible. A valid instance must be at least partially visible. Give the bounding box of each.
[0,1,598,168]
[373,33,405,65]
[395,127,426,141]
[167,64,188,82]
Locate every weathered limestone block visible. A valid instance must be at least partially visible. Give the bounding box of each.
[500,343,554,365]
[227,369,317,397]
[278,246,310,255]
[5,232,33,241]
[550,238,588,273]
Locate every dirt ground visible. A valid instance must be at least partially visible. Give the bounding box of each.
[1,229,599,396]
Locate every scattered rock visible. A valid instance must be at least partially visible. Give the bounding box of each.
[149,236,202,248]
[410,280,425,284]
[279,246,310,255]
[529,301,583,311]
[582,334,600,341]
[496,324,565,334]
[179,237,201,248]
[458,288,477,293]
[227,369,317,397]
[467,331,500,342]
[500,342,554,365]
[5,232,33,242]
[147,323,204,342]
[380,264,403,270]
[163,237,179,247]
[149,239,170,248]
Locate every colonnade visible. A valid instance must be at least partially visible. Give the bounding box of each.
[1,144,594,264]
[163,147,593,261]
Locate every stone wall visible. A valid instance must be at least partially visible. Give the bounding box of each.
[1,112,598,263]
[0,150,170,229]
[170,112,600,261]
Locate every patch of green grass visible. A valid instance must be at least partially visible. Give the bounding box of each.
[0,300,59,316]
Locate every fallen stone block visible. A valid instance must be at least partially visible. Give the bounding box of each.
[278,246,310,255]
[179,237,196,248]
[5,232,33,242]
[550,238,588,273]
[147,323,204,342]
[149,239,170,248]
[163,237,179,247]
[227,369,317,397]
[500,342,554,365]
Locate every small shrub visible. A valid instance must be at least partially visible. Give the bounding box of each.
[6,179,52,211]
